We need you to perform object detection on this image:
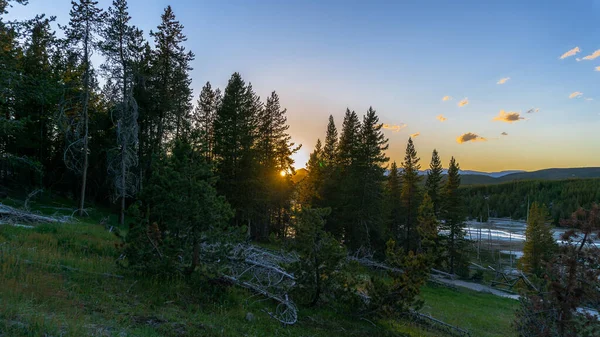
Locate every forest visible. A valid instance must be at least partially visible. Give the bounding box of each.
[462,178,600,223]
[1,1,599,336]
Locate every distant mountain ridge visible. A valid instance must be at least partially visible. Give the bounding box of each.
[416,169,525,178]
[460,167,600,185]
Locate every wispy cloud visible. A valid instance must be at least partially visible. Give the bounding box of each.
[595,66,600,71]
[436,114,447,122]
[458,98,469,107]
[560,47,580,59]
[456,132,486,144]
[586,98,594,101]
[382,123,407,132]
[581,49,600,60]
[497,77,510,85]
[501,132,508,136]
[410,132,420,138]
[569,91,583,99]
[525,108,540,114]
[493,110,526,123]
[442,95,453,101]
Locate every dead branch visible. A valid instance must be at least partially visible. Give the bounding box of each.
[0,204,69,224]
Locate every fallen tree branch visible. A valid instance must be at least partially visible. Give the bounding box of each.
[0,204,69,224]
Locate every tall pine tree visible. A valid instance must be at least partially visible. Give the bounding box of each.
[442,157,466,275]
[63,0,104,216]
[425,149,443,217]
[400,137,422,253]
[385,161,402,240]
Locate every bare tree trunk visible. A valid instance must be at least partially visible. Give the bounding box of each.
[119,140,126,225]
[78,31,90,217]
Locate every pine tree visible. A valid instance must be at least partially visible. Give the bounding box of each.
[400,137,422,253]
[192,82,221,162]
[63,0,104,216]
[213,73,261,237]
[322,115,337,165]
[385,161,402,240]
[442,157,466,275]
[256,91,299,237]
[425,149,443,217]
[149,5,194,148]
[349,107,389,250]
[520,202,557,276]
[417,193,439,265]
[100,0,142,225]
[329,109,361,240]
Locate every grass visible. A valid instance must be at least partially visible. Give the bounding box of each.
[0,195,519,336]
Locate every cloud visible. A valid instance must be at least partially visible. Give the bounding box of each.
[525,108,540,114]
[442,95,453,101]
[497,77,510,84]
[569,91,583,99]
[410,132,420,138]
[581,49,600,60]
[458,98,469,107]
[586,98,594,101]
[493,110,525,123]
[501,132,508,136]
[436,114,447,122]
[382,123,407,132]
[456,132,486,144]
[560,47,580,59]
[596,66,600,71]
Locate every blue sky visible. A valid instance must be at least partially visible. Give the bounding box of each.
[7,0,600,171]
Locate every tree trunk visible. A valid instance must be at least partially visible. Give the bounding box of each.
[78,31,90,217]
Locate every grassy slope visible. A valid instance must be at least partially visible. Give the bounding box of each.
[0,197,517,336]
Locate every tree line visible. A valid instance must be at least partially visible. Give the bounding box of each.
[462,178,600,224]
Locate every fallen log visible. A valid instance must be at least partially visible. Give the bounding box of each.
[0,204,69,224]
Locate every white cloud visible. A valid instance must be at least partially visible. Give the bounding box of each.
[458,98,469,107]
[569,91,583,99]
[595,66,600,71]
[442,95,453,101]
[497,77,510,85]
[560,47,580,59]
[436,114,447,122]
[410,132,420,138]
[586,98,594,101]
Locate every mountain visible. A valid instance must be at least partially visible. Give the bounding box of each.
[415,169,524,178]
[461,167,600,185]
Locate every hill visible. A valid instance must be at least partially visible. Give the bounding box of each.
[461,167,600,185]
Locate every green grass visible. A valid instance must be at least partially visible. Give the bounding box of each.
[0,196,519,336]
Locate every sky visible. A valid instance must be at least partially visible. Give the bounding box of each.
[7,0,600,172]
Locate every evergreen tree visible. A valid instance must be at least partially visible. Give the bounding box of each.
[322,115,338,165]
[400,137,422,253]
[63,0,104,216]
[193,81,221,162]
[100,0,142,225]
[256,91,299,238]
[417,193,440,266]
[149,5,194,148]
[425,149,443,217]
[385,161,402,240]
[213,73,261,237]
[300,139,324,207]
[520,202,557,276]
[336,109,360,168]
[442,157,466,275]
[349,107,389,250]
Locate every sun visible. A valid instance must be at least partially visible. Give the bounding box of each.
[280,170,287,177]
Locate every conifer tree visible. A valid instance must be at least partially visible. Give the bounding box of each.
[425,149,443,217]
[385,161,402,240]
[520,202,557,276]
[442,157,466,275]
[149,5,194,149]
[299,139,324,207]
[193,82,221,162]
[213,73,261,237]
[63,0,104,216]
[417,193,439,265]
[100,0,142,225]
[400,137,422,253]
[322,115,338,165]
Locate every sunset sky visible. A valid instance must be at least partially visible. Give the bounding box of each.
[8,0,600,172]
